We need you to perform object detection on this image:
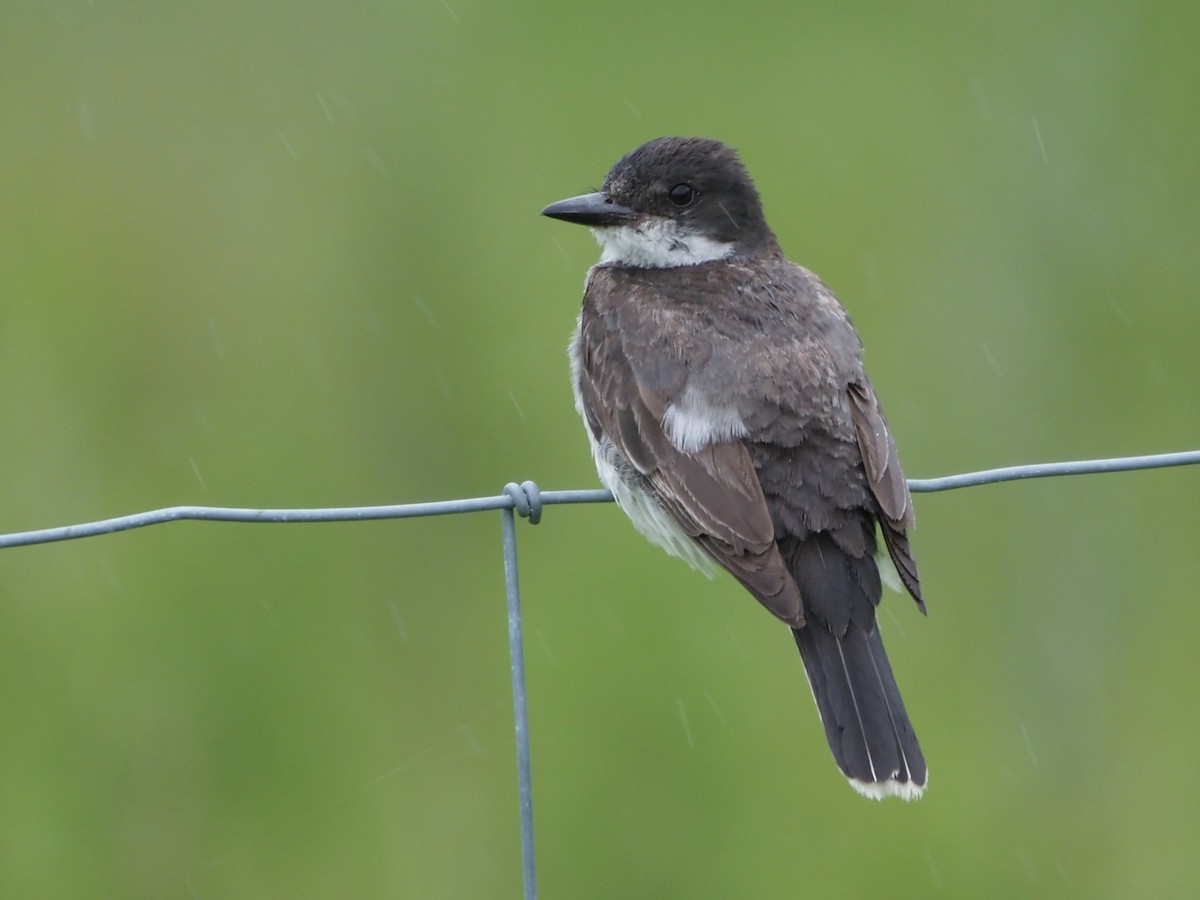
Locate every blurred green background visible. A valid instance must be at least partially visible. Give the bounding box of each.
[2,1,1198,897]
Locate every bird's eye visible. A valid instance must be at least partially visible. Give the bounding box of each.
[668,183,696,207]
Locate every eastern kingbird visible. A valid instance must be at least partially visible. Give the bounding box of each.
[542,137,927,800]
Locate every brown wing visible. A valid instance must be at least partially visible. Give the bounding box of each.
[652,445,804,624]
[578,310,806,627]
[847,380,924,609]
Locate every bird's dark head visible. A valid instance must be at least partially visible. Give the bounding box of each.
[542,137,776,269]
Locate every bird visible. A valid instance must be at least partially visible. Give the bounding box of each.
[541,136,927,800]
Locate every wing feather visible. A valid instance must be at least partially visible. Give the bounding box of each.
[846,380,923,607]
[578,301,805,626]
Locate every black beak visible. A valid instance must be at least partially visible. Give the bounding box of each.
[541,191,638,227]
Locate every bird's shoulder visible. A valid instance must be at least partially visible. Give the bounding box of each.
[580,255,866,409]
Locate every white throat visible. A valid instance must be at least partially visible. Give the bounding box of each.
[595,219,735,269]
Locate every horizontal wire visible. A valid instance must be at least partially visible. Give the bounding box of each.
[0,450,1196,550]
[906,449,1200,492]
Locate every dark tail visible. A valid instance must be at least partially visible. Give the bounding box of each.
[785,530,926,799]
[791,619,926,799]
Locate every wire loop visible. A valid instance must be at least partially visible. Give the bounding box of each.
[503,481,544,525]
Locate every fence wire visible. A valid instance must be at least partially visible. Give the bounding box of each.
[2,449,1198,900]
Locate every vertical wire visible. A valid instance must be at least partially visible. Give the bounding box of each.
[501,506,537,900]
